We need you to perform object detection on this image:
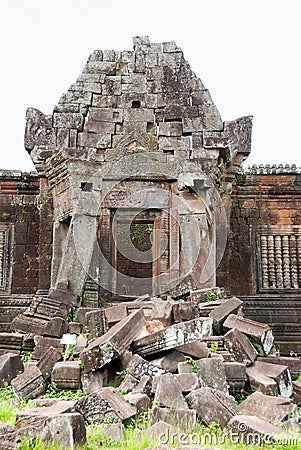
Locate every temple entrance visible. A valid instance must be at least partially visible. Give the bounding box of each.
[111,210,161,296]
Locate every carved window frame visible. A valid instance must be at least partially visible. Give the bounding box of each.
[256,225,301,293]
[0,223,13,294]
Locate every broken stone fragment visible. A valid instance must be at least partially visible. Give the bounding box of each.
[124,392,151,413]
[238,391,300,424]
[246,361,293,398]
[32,336,64,360]
[0,332,23,354]
[37,346,62,380]
[173,301,199,323]
[132,374,152,396]
[151,372,201,394]
[227,414,292,444]
[224,361,247,391]
[176,340,210,359]
[223,314,274,356]
[223,327,257,366]
[257,355,301,380]
[150,349,186,373]
[150,298,173,326]
[11,365,45,400]
[0,353,23,388]
[15,400,76,424]
[149,406,197,432]
[68,322,83,335]
[154,373,188,410]
[104,304,128,325]
[80,309,145,372]
[81,368,108,394]
[246,367,278,396]
[73,334,87,357]
[48,288,79,307]
[44,317,69,338]
[15,412,86,448]
[85,309,109,339]
[292,380,301,405]
[120,352,166,379]
[117,373,139,394]
[75,387,137,424]
[131,316,213,358]
[209,296,243,334]
[186,387,237,429]
[51,361,81,391]
[137,420,178,445]
[178,356,228,393]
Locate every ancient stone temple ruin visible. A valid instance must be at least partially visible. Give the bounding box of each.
[0,36,300,354]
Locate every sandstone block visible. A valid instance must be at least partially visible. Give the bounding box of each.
[0,353,23,388]
[51,361,81,391]
[75,387,137,424]
[149,406,196,432]
[227,414,291,444]
[37,346,62,380]
[223,314,274,356]
[81,369,108,394]
[224,327,257,366]
[131,316,212,358]
[15,412,86,448]
[176,341,210,359]
[238,391,300,424]
[247,361,293,398]
[154,373,188,410]
[124,392,151,413]
[80,309,145,372]
[11,365,45,400]
[209,296,243,334]
[186,387,237,428]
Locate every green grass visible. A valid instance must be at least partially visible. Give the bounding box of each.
[0,387,300,449]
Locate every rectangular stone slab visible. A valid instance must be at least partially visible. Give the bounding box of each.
[247,361,293,398]
[36,346,62,380]
[209,296,243,333]
[11,366,46,400]
[80,308,145,372]
[223,314,274,355]
[75,387,137,424]
[224,327,257,366]
[131,317,212,358]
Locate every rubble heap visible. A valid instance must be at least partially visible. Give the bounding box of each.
[0,287,300,448]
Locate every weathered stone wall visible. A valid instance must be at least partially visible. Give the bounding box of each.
[0,171,53,330]
[218,164,301,294]
[217,164,301,353]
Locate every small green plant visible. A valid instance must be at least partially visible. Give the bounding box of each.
[116,368,130,380]
[204,290,220,302]
[20,351,32,367]
[44,383,84,401]
[185,357,200,375]
[209,341,219,353]
[62,345,74,360]
[79,359,84,370]
[68,309,78,322]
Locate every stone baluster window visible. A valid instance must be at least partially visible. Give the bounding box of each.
[257,226,301,291]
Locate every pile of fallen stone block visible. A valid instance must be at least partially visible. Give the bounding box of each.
[0,287,301,448]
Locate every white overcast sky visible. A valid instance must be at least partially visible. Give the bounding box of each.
[1,0,300,171]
